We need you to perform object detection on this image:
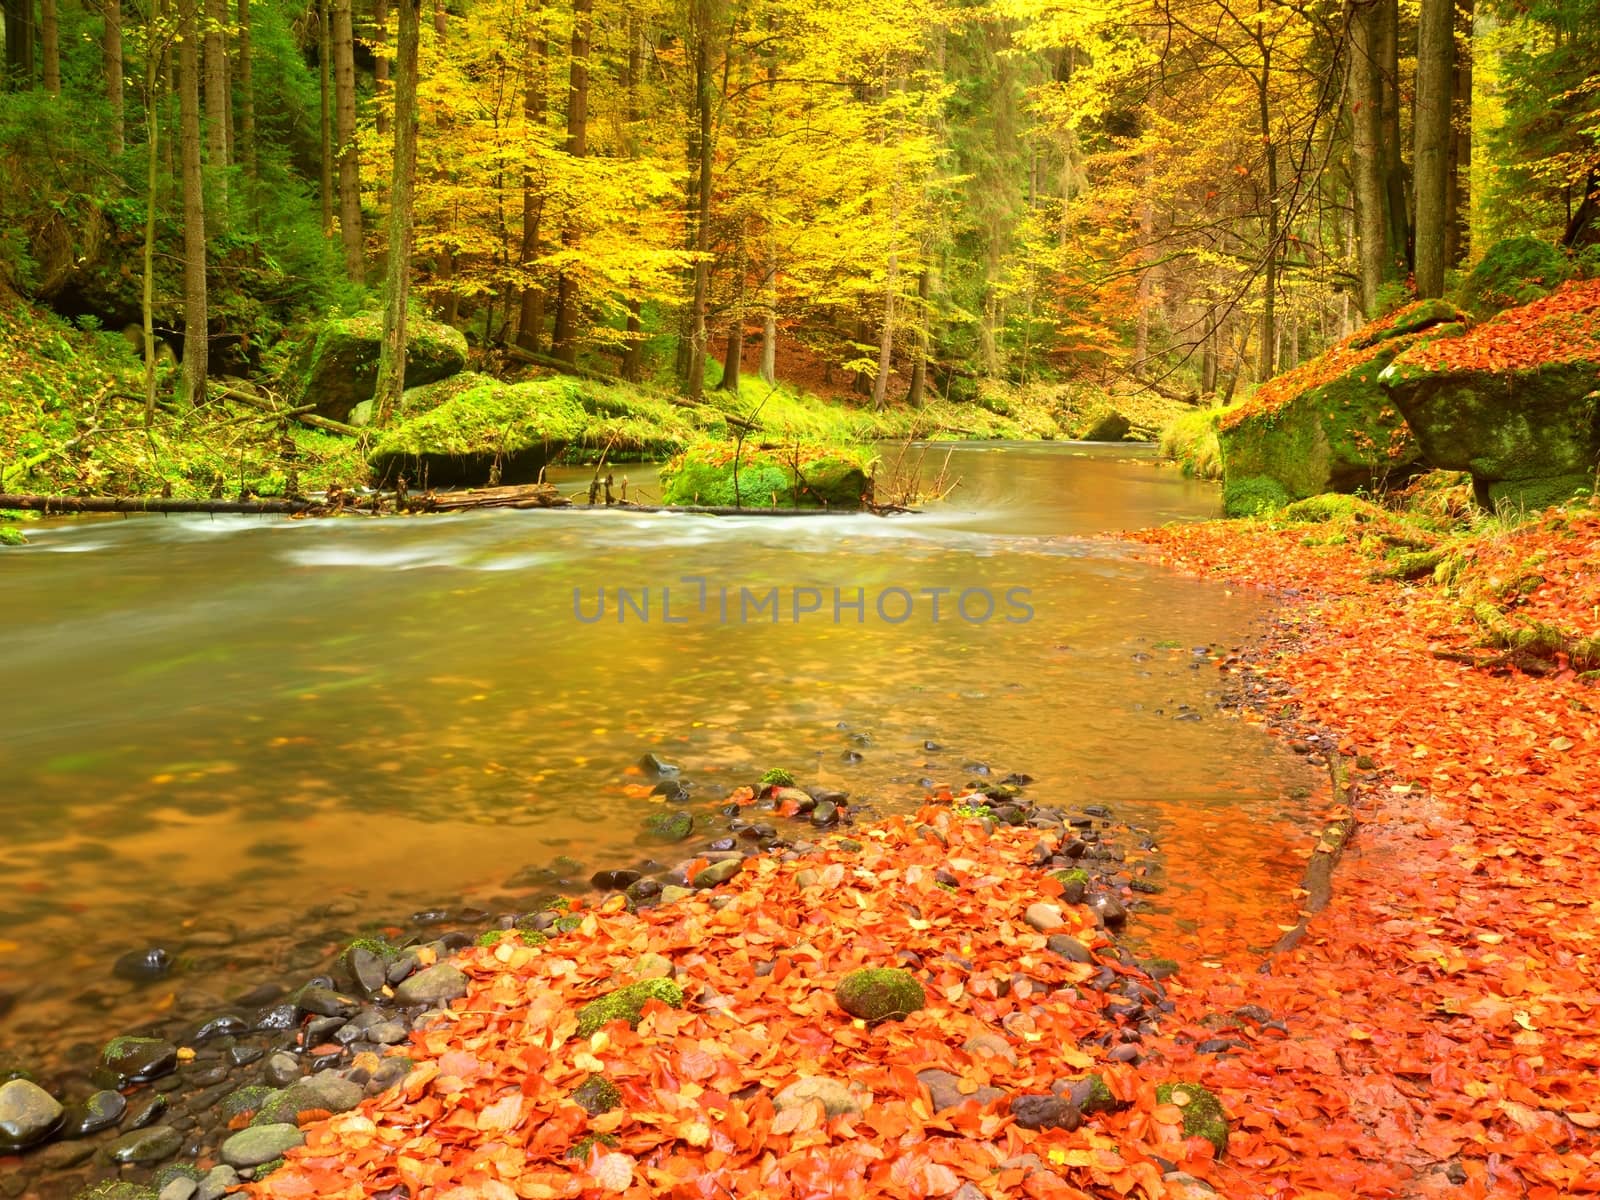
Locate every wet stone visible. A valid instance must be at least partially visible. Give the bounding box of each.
[113,948,173,984]
[228,1044,265,1068]
[35,1139,96,1168]
[345,947,391,996]
[100,1037,179,1086]
[0,1078,65,1149]
[62,1088,127,1139]
[394,964,468,1007]
[262,1053,300,1088]
[637,753,679,779]
[810,801,840,827]
[1090,893,1128,929]
[252,1003,299,1032]
[1011,1093,1079,1131]
[693,859,743,888]
[189,1015,248,1043]
[591,869,641,891]
[103,1124,182,1165]
[123,1093,168,1129]
[221,1123,304,1168]
[297,986,361,1018]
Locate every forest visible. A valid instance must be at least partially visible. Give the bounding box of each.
[1,0,1596,505]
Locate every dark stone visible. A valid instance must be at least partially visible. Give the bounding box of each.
[100,1037,179,1086]
[411,909,452,926]
[637,753,679,779]
[916,1069,1004,1113]
[1129,878,1163,895]
[1089,893,1127,929]
[62,1089,126,1138]
[113,948,173,984]
[625,879,663,905]
[252,1003,299,1033]
[840,751,863,764]
[1010,1094,1079,1131]
[394,964,469,1007]
[345,947,391,997]
[708,837,737,852]
[189,1015,248,1044]
[103,1124,182,1165]
[649,780,690,803]
[182,1063,229,1087]
[124,1094,168,1130]
[591,869,642,891]
[1083,805,1112,819]
[0,1078,65,1149]
[1046,935,1093,964]
[810,801,839,827]
[297,986,361,1019]
[1196,1039,1243,1055]
[262,1054,300,1088]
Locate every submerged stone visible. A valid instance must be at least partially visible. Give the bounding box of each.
[0,1077,65,1150]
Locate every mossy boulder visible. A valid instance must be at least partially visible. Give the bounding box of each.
[294,312,468,422]
[1380,280,1600,508]
[1222,474,1290,517]
[1455,235,1573,318]
[1074,404,1132,442]
[349,371,498,428]
[368,377,590,486]
[834,968,926,1022]
[1217,300,1468,501]
[660,438,871,509]
[574,978,685,1037]
[1155,1080,1228,1156]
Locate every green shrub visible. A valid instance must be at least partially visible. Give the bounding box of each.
[1159,408,1223,479]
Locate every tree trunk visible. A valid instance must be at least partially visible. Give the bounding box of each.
[1378,0,1410,274]
[1256,28,1278,383]
[3,0,36,88]
[104,0,125,152]
[178,0,208,406]
[41,0,59,95]
[1414,0,1453,298]
[1349,0,1388,316]
[1444,0,1472,267]
[871,250,898,410]
[375,0,420,425]
[141,10,162,422]
[1200,310,1218,396]
[905,267,930,406]
[318,0,333,235]
[684,0,716,401]
[334,0,362,279]
[516,3,548,352]
[373,0,389,135]
[551,0,591,363]
[203,0,228,196]
[238,0,255,179]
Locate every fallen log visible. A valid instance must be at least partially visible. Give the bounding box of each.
[0,492,323,515]
[216,385,363,437]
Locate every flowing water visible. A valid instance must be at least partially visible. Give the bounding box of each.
[0,442,1319,1065]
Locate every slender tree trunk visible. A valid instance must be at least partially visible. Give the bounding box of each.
[1414,0,1454,297]
[1378,0,1410,273]
[617,13,644,381]
[373,0,389,135]
[203,0,228,198]
[1256,31,1279,382]
[3,0,36,87]
[237,0,255,179]
[516,3,548,351]
[759,312,776,384]
[334,0,362,278]
[41,0,59,95]
[1444,0,1472,266]
[142,19,162,423]
[871,249,898,410]
[1201,309,1218,395]
[103,0,125,152]
[375,0,419,425]
[318,0,333,235]
[1349,0,1387,315]
[178,0,208,406]
[684,0,715,400]
[551,0,591,362]
[906,265,930,405]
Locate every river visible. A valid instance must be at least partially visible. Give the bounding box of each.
[0,442,1318,1075]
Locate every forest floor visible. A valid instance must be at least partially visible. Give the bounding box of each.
[233,498,1600,1199]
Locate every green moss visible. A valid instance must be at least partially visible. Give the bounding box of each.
[552,913,585,935]
[1155,1080,1229,1155]
[69,1184,158,1200]
[1223,475,1290,517]
[659,437,871,508]
[0,527,26,546]
[519,930,550,948]
[345,936,404,962]
[1457,236,1573,317]
[219,1085,276,1122]
[952,802,993,819]
[1280,494,1386,524]
[148,1167,203,1192]
[1052,868,1089,888]
[566,1133,620,1161]
[834,968,926,1022]
[1079,1074,1119,1115]
[574,978,686,1037]
[475,930,507,948]
[253,1158,288,1178]
[760,768,796,787]
[572,1074,622,1115]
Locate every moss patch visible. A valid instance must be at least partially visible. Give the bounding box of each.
[1159,408,1223,480]
[574,978,686,1037]
[1455,236,1573,318]
[572,1074,622,1115]
[1155,1080,1229,1155]
[659,438,872,508]
[834,968,926,1022]
[1223,475,1290,517]
[292,311,468,422]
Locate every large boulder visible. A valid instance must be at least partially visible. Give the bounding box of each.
[660,438,871,509]
[1380,280,1600,509]
[1455,235,1574,319]
[293,312,468,422]
[1217,299,1468,502]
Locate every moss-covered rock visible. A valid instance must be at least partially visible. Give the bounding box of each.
[1222,474,1290,517]
[1380,280,1600,507]
[349,371,498,428]
[574,978,685,1037]
[70,1184,158,1200]
[759,768,796,787]
[834,968,926,1022]
[0,527,26,547]
[293,312,468,422]
[1155,1080,1229,1155]
[1455,235,1573,318]
[643,811,695,842]
[567,1132,620,1161]
[660,438,871,508]
[1077,1073,1119,1115]
[572,1074,621,1115]
[1217,300,1469,501]
[1074,404,1132,442]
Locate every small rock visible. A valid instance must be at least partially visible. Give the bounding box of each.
[99,1036,179,1086]
[297,985,361,1018]
[197,1165,241,1200]
[263,1053,301,1087]
[1010,1093,1080,1131]
[221,1123,305,1168]
[1023,902,1065,933]
[637,753,679,779]
[259,1071,364,1123]
[123,1093,168,1129]
[693,859,743,889]
[159,1179,199,1200]
[772,1076,868,1117]
[916,1068,1004,1113]
[1162,1172,1217,1199]
[34,1139,96,1168]
[113,947,173,983]
[659,885,694,905]
[366,1021,408,1045]
[835,968,925,1022]
[0,1078,65,1150]
[643,811,694,842]
[366,1056,413,1095]
[394,964,469,1007]
[229,1044,266,1068]
[1046,934,1093,963]
[345,946,391,996]
[103,1124,183,1165]
[591,869,642,891]
[810,801,839,826]
[961,1032,1017,1065]
[1089,893,1127,929]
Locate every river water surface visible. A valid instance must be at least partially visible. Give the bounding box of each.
[1,443,1318,1066]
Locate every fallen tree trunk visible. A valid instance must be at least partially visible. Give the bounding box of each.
[216,385,363,437]
[0,492,322,515]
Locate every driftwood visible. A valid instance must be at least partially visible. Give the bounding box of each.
[216,385,363,437]
[1266,756,1361,961]
[0,492,322,515]
[402,483,571,511]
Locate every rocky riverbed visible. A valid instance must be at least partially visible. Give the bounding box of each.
[0,760,1180,1200]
